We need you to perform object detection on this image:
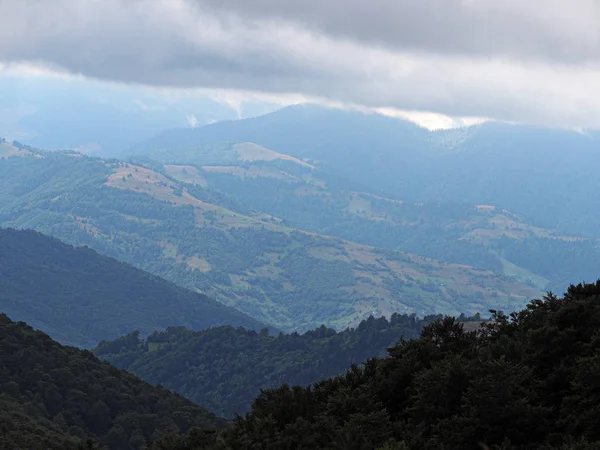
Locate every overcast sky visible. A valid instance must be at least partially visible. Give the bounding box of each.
[2,0,600,129]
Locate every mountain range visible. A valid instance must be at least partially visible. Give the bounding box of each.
[2,103,600,449]
[0,139,539,331]
[133,104,600,238]
[2,104,600,333]
[132,138,600,294]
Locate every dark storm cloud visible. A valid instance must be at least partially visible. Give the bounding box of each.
[1,0,600,128]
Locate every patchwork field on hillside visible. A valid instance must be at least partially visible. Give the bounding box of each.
[0,150,541,331]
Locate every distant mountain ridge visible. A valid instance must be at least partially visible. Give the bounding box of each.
[0,76,282,157]
[132,104,600,238]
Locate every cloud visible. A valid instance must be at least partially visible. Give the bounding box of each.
[2,0,600,129]
[186,114,200,128]
[204,0,600,64]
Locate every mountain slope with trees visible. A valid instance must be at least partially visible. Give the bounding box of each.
[0,314,225,450]
[137,141,600,293]
[153,281,600,450]
[0,228,265,347]
[0,146,537,331]
[94,313,466,417]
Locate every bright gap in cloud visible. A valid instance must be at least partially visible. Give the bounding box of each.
[0,62,487,131]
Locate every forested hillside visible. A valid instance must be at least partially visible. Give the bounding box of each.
[138,141,600,293]
[0,314,225,450]
[0,228,264,347]
[153,281,600,450]
[95,313,464,417]
[0,145,536,331]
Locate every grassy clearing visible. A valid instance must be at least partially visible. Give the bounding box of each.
[501,257,550,290]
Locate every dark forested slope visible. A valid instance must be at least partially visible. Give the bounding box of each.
[95,313,458,417]
[149,281,600,449]
[0,228,265,347]
[0,314,225,450]
[217,282,600,449]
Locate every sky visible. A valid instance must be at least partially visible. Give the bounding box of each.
[1,0,600,130]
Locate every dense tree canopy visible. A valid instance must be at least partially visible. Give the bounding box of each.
[0,314,225,450]
[152,282,600,449]
[95,313,458,417]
